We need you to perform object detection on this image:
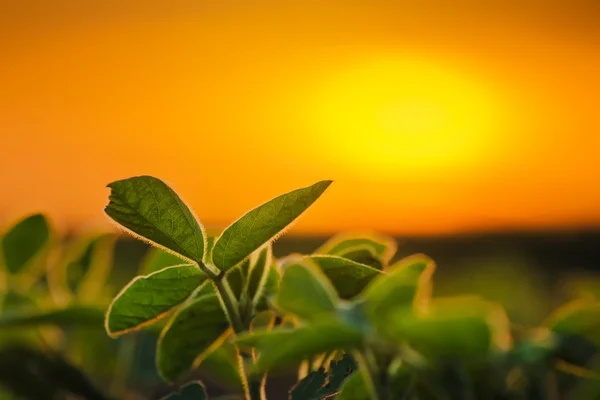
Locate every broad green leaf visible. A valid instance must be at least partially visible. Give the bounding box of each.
[212,180,332,271]
[275,259,337,321]
[362,254,435,329]
[105,264,207,337]
[335,372,370,400]
[104,176,206,263]
[250,310,276,332]
[236,322,363,373]
[139,247,187,275]
[157,294,230,382]
[545,300,600,347]
[387,296,512,359]
[159,381,207,400]
[0,306,104,328]
[299,255,382,299]
[247,245,272,305]
[1,214,51,274]
[315,233,397,266]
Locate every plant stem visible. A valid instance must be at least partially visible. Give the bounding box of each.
[207,265,263,400]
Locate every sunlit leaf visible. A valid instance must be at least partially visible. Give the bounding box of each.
[296,255,381,299]
[105,265,207,337]
[104,176,206,263]
[274,259,337,321]
[236,322,363,373]
[1,214,51,275]
[157,294,230,382]
[333,245,384,270]
[361,254,435,331]
[315,233,397,266]
[0,306,104,328]
[159,381,207,400]
[212,180,332,271]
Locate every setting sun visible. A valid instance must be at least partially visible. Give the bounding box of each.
[311,57,503,176]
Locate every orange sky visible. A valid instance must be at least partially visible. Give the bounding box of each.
[1,1,599,235]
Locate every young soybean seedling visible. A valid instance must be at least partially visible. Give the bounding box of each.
[103,176,332,400]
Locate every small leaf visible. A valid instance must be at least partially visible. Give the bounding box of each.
[159,381,207,400]
[105,265,207,337]
[1,214,51,274]
[387,296,512,359]
[157,294,231,382]
[362,254,435,329]
[298,255,382,299]
[212,180,332,271]
[315,233,397,266]
[0,306,104,328]
[227,258,251,301]
[290,354,358,400]
[236,322,363,373]
[247,245,273,305]
[104,176,206,263]
[275,259,338,321]
[139,247,187,275]
[334,245,383,270]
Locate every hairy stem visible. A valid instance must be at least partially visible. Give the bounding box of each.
[207,265,263,400]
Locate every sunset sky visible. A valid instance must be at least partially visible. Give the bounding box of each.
[1,1,599,235]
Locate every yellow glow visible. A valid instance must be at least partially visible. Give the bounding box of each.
[311,57,503,176]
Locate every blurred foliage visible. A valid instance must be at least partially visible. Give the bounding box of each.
[1,203,600,399]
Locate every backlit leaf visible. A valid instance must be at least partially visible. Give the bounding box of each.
[104,176,206,263]
[157,294,230,382]
[275,259,338,321]
[315,233,396,266]
[545,299,600,347]
[139,247,187,275]
[212,180,332,271]
[297,255,382,299]
[105,265,207,337]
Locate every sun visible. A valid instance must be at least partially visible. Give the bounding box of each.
[310,56,504,177]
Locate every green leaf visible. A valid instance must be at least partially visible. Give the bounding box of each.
[297,255,382,299]
[236,322,363,373]
[247,245,273,306]
[157,294,231,382]
[104,175,206,263]
[290,354,357,400]
[545,299,600,347]
[105,264,207,337]
[315,233,397,266]
[361,254,435,330]
[212,180,332,271]
[227,258,251,301]
[0,306,104,328]
[334,246,383,270]
[335,372,369,400]
[139,247,187,275]
[1,214,51,274]
[256,264,281,312]
[197,342,243,390]
[387,296,512,359]
[274,259,337,321]
[159,381,207,400]
[77,234,117,303]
